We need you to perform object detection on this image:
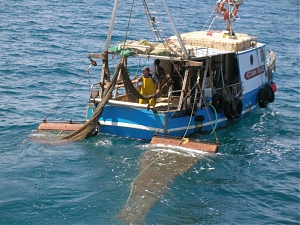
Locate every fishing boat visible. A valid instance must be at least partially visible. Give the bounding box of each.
[38,0,276,153]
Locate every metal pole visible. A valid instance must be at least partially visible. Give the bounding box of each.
[105,0,119,51]
[161,0,189,59]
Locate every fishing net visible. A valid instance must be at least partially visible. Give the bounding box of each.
[62,62,157,141]
[117,148,204,224]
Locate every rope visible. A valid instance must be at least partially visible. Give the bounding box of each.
[256,48,264,87]
[62,61,158,141]
[62,63,125,140]
[43,64,92,121]
[180,68,219,145]
[202,8,218,31]
[179,88,198,146]
[120,0,134,56]
[199,87,219,144]
[178,66,207,144]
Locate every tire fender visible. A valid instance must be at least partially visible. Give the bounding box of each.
[234,98,243,118]
[224,101,237,119]
[258,87,268,108]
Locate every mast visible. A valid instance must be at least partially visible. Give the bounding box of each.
[161,0,189,59]
[105,0,119,51]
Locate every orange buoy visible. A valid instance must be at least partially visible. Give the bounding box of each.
[218,0,239,21]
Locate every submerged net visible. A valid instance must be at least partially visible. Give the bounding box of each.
[117,148,204,224]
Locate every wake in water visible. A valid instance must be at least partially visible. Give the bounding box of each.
[117,146,207,224]
[28,132,71,145]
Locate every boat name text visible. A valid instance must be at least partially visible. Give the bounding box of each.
[244,65,265,80]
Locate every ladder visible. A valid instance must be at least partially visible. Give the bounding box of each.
[141,0,166,43]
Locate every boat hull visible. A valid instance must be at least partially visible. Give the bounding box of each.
[95,85,262,141]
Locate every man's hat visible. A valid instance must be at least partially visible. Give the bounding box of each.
[142,66,150,71]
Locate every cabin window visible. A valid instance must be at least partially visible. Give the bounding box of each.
[250,54,253,65]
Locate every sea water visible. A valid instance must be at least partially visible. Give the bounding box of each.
[0,0,299,224]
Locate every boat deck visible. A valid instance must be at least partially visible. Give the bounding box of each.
[91,96,181,112]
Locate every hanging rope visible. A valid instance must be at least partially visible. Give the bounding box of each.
[256,48,265,87]
[177,65,219,145]
[62,61,159,141]
[198,84,219,144]
[120,0,134,56]
[179,71,202,145]
[62,63,124,141]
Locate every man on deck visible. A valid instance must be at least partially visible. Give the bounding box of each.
[132,66,160,107]
[150,59,165,82]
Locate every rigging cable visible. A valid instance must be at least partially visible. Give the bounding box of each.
[42,64,92,122]
[198,84,219,143]
[120,0,134,56]
[62,63,125,140]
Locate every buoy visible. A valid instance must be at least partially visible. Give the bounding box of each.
[271,82,277,92]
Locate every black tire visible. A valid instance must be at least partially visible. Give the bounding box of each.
[224,101,237,119]
[258,87,268,108]
[212,93,225,113]
[234,98,243,118]
[265,84,275,103]
[88,123,100,137]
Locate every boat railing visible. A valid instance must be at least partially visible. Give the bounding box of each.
[167,90,185,111]
[91,82,186,111]
[90,82,101,99]
[227,82,243,97]
[90,81,127,99]
[215,82,243,99]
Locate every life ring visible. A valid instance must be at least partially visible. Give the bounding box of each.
[219,0,227,15]
[258,87,268,108]
[230,4,239,19]
[212,93,225,113]
[234,98,243,118]
[224,100,237,119]
[219,0,239,21]
[265,84,275,103]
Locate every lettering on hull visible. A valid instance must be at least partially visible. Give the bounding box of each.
[244,65,265,80]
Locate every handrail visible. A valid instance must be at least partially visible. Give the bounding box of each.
[167,90,185,111]
[215,81,243,97]
[91,82,187,112]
